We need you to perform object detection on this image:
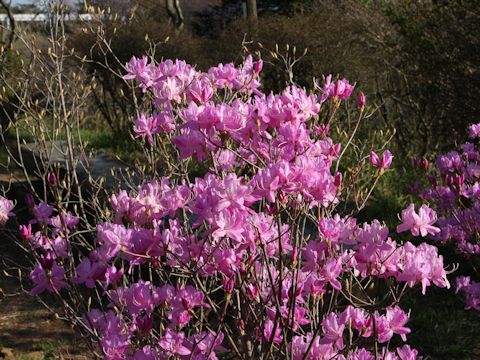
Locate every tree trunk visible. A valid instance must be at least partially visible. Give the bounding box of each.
[246,0,257,21]
[0,0,15,49]
[165,0,184,29]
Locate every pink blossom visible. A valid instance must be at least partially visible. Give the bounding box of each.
[396,204,440,237]
[188,331,225,358]
[0,196,14,224]
[31,202,54,224]
[29,262,67,295]
[321,312,345,350]
[319,257,343,291]
[123,56,149,81]
[158,329,191,356]
[133,112,160,144]
[263,319,282,344]
[19,224,32,240]
[370,150,393,169]
[455,276,471,294]
[357,91,366,109]
[468,123,480,139]
[397,345,418,360]
[385,306,411,341]
[71,258,106,288]
[333,78,355,100]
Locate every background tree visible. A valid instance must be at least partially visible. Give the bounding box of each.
[165,0,183,29]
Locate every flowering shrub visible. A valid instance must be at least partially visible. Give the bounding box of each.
[3,55,455,359]
[412,122,480,311]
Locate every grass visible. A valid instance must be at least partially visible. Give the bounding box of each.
[404,287,480,359]
[75,128,143,164]
[3,117,143,165]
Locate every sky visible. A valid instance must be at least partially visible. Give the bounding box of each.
[11,0,37,5]
[9,0,220,10]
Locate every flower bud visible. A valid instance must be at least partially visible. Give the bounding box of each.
[19,224,32,241]
[25,193,35,209]
[314,124,329,137]
[292,247,298,264]
[334,172,342,187]
[137,316,153,333]
[421,158,429,171]
[254,59,263,74]
[223,275,235,294]
[47,171,57,186]
[357,91,366,110]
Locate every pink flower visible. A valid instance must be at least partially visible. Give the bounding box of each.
[385,306,411,341]
[319,257,343,291]
[167,285,207,327]
[468,123,480,139]
[19,224,32,240]
[396,204,440,237]
[133,112,160,144]
[158,329,191,356]
[370,150,393,169]
[189,331,225,358]
[187,75,214,104]
[263,319,282,344]
[455,276,471,294]
[321,312,345,350]
[333,79,355,100]
[31,202,54,224]
[357,91,366,109]
[211,209,245,243]
[0,196,15,224]
[123,56,149,81]
[103,265,124,288]
[29,262,67,295]
[71,258,106,288]
[317,75,354,102]
[396,345,418,360]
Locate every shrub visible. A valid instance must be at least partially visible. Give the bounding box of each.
[0,53,457,359]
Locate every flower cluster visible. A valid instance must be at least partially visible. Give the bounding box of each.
[7,55,457,359]
[416,122,480,256]
[456,276,480,311]
[407,122,480,312]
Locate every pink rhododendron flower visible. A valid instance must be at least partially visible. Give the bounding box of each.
[123,56,149,81]
[263,319,282,344]
[397,204,440,237]
[0,196,15,224]
[397,345,419,360]
[158,329,191,356]
[468,123,480,139]
[29,261,67,295]
[71,257,106,288]
[385,306,411,341]
[370,150,393,169]
[133,112,160,144]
